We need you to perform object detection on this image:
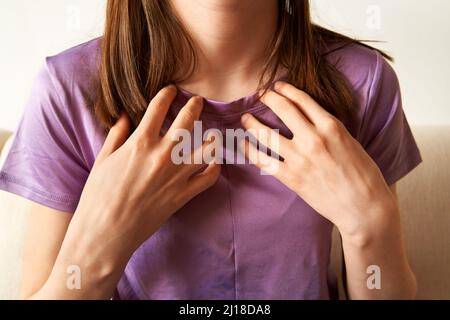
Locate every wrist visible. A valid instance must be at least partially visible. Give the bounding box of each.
[41,223,130,299]
[41,243,126,300]
[339,201,401,249]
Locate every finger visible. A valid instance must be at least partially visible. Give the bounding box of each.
[273,81,332,125]
[178,140,214,177]
[175,131,221,176]
[184,161,221,199]
[240,113,292,157]
[135,85,177,139]
[260,90,315,138]
[239,138,286,178]
[95,112,131,165]
[166,96,203,139]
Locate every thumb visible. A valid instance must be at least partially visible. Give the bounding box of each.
[95,112,131,165]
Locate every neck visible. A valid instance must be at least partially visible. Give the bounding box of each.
[169,0,279,102]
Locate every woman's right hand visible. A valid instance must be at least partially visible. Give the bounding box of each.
[38,85,221,299]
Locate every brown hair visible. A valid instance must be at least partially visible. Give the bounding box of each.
[96,0,392,131]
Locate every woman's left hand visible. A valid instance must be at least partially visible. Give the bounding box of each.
[240,81,398,239]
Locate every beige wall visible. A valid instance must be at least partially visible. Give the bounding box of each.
[0,0,449,130]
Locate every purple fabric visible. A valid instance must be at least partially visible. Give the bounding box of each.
[0,38,422,300]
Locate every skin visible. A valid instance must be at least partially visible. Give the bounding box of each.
[169,0,280,102]
[241,83,417,299]
[21,0,417,300]
[27,88,221,299]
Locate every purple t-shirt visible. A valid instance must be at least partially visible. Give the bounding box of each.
[0,38,422,299]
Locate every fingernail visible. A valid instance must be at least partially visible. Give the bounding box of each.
[193,96,204,104]
[241,113,251,122]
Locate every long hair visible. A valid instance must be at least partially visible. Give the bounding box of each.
[95,0,392,131]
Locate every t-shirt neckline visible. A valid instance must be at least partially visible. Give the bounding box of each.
[173,73,288,121]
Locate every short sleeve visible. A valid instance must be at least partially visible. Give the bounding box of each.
[359,52,422,186]
[0,60,90,213]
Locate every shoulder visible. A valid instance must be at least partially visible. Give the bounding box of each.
[26,38,105,168]
[42,37,102,107]
[45,37,101,80]
[323,41,397,96]
[323,41,401,139]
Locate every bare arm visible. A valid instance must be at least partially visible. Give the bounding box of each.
[241,81,417,300]
[341,184,417,299]
[22,204,125,300]
[21,204,71,299]
[21,86,220,300]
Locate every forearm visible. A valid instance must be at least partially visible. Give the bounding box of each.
[31,259,123,300]
[341,205,417,300]
[29,218,132,300]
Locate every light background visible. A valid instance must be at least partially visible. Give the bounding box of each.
[0,0,449,130]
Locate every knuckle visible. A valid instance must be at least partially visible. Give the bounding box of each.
[152,152,171,170]
[266,92,294,111]
[132,135,150,153]
[308,135,327,154]
[296,156,310,171]
[281,166,302,190]
[322,117,342,136]
[279,98,294,112]
[296,90,310,102]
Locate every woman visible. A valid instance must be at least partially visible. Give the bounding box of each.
[0,0,421,299]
